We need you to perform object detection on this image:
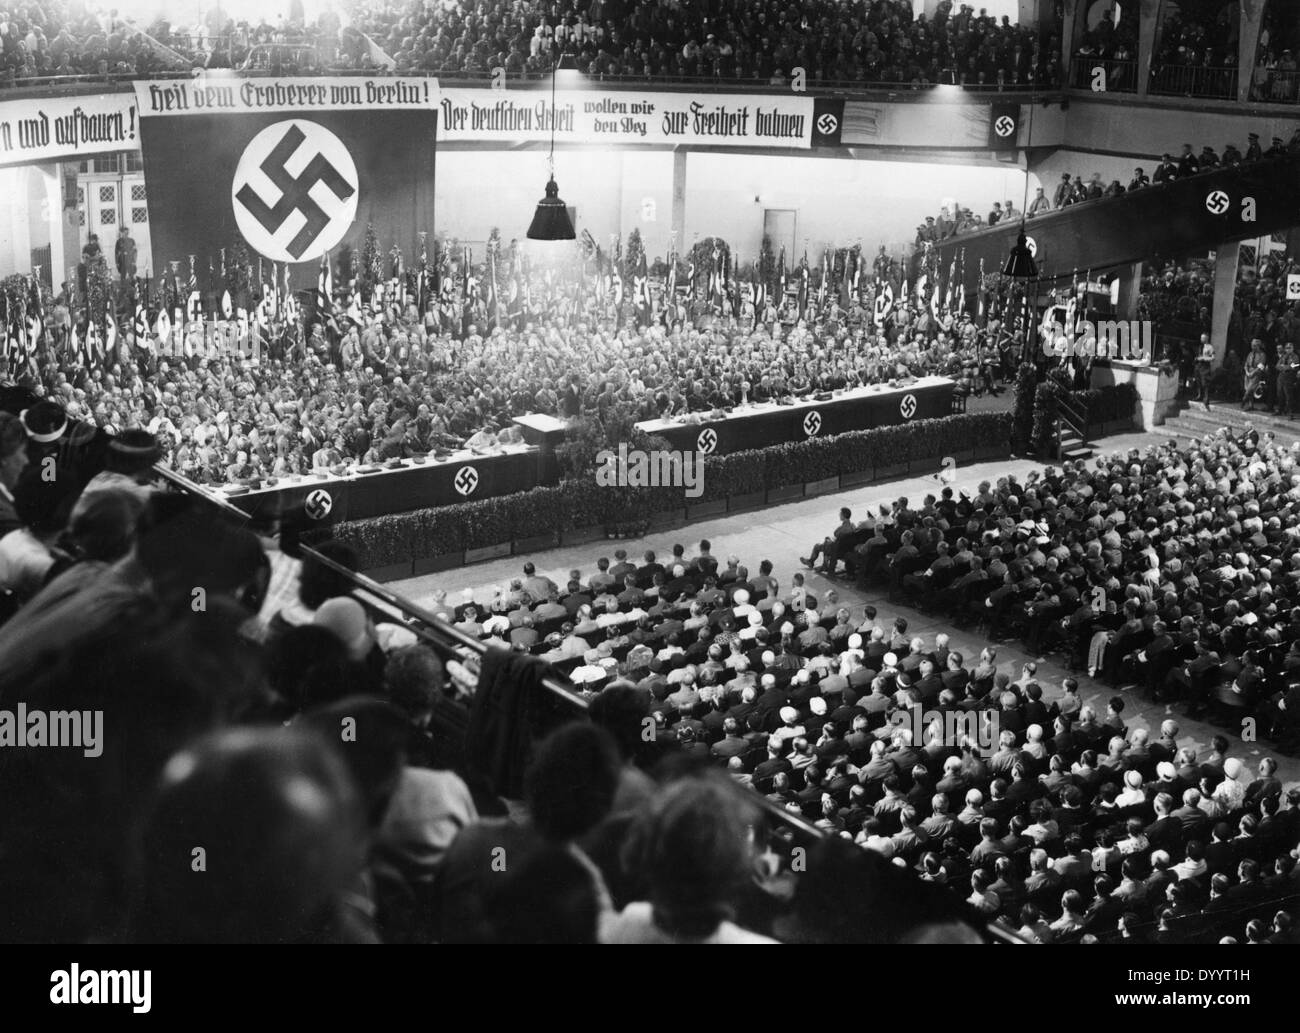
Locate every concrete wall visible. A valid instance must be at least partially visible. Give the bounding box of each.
[434,148,676,255]
[434,147,1026,259]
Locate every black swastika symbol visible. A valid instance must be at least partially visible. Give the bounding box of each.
[235,125,357,260]
[455,466,479,495]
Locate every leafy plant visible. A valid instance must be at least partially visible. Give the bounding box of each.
[327,412,1013,570]
[1011,362,1037,452]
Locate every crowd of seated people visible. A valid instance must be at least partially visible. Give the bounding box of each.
[430,509,1299,943]
[0,411,997,943]
[3,379,1300,942]
[1070,7,1137,92]
[0,1,400,82]
[798,437,1300,748]
[917,128,1300,243]
[10,262,1003,487]
[1,0,1061,88]
[348,0,1061,88]
[1149,6,1252,100]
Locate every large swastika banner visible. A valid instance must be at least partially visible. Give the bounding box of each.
[134,78,437,284]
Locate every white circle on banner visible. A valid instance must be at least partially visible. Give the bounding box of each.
[304,488,333,520]
[1204,190,1230,215]
[232,119,359,263]
[454,465,480,496]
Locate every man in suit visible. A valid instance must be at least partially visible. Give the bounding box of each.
[1152,153,1179,184]
[609,549,636,582]
[1171,788,1212,842]
[634,549,665,590]
[691,539,719,578]
[520,561,557,602]
[1145,793,1185,855]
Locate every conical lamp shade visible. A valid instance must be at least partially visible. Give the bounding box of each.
[1003,227,1038,279]
[527,178,575,240]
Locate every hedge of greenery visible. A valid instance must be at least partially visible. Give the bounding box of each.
[324,411,1013,570]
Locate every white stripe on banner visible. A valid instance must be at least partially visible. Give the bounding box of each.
[0,92,139,167]
[438,87,816,149]
[134,77,439,117]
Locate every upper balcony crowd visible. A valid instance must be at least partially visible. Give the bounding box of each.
[1,1,1063,90]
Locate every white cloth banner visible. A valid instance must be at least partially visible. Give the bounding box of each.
[134,77,438,117]
[0,91,139,167]
[439,88,816,148]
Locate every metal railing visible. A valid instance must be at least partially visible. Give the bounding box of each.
[1068,55,1137,92]
[0,64,1057,99]
[1249,68,1299,105]
[1148,62,1239,101]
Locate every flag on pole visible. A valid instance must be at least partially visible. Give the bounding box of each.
[186,260,201,325]
[778,246,787,302]
[317,253,333,321]
[85,320,101,368]
[134,281,149,340]
[956,254,966,317]
[797,251,809,315]
[418,240,431,315]
[105,307,117,359]
[361,32,398,70]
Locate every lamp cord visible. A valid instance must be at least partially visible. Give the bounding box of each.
[549,52,558,179]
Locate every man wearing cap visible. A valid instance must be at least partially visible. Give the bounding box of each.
[1052,172,1073,208]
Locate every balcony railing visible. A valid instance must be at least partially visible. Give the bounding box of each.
[0,64,1058,98]
[1250,68,1299,105]
[1148,62,1239,101]
[1068,55,1137,93]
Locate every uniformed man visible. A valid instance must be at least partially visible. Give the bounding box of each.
[1277,342,1300,419]
[1195,333,1215,409]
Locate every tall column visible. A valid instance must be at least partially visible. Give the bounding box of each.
[1060,0,1081,83]
[1136,0,1162,98]
[1116,261,1142,320]
[1237,0,1266,103]
[671,149,687,252]
[1210,242,1240,367]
